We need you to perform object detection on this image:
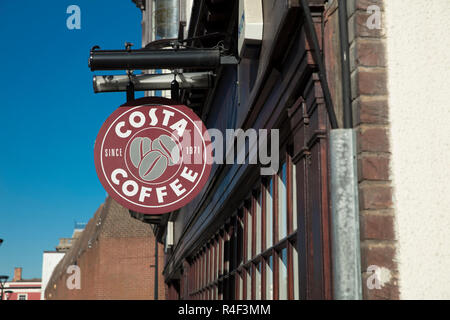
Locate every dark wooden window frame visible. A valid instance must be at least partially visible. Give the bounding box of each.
[187,149,302,300]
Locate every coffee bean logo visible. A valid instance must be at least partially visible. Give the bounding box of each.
[129,135,180,182]
[152,134,180,166]
[129,137,152,169]
[139,150,168,181]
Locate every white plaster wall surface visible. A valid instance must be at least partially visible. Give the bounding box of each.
[385,0,450,299]
[41,252,65,300]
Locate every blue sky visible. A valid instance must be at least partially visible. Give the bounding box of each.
[0,1,144,280]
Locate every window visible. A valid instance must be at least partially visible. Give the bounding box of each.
[246,207,252,261]
[237,212,244,266]
[255,191,262,255]
[187,150,300,300]
[266,179,273,249]
[18,294,27,300]
[292,160,298,232]
[255,262,262,300]
[279,248,288,300]
[293,243,299,300]
[266,255,274,299]
[238,272,243,300]
[207,246,210,285]
[246,268,252,300]
[221,233,225,275]
[212,241,217,282]
[222,231,228,276]
[201,252,205,288]
[278,162,288,240]
[217,236,221,279]
[210,245,214,285]
[195,258,198,292]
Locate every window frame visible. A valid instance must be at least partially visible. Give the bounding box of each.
[186,149,299,300]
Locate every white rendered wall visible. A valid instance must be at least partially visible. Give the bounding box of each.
[41,252,65,300]
[385,0,450,299]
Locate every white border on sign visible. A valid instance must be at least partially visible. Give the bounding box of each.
[100,104,208,209]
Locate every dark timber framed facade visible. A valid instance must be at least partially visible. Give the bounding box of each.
[126,0,410,300]
[137,0,339,300]
[85,0,450,300]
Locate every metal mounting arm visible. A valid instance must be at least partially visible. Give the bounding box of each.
[88,47,237,71]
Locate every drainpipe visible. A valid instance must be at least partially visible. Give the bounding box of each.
[339,0,353,128]
[329,0,362,300]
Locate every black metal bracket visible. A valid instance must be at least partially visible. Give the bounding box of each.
[125,42,135,102]
[126,82,135,102]
[300,0,339,129]
[171,72,180,102]
[88,46,237,71]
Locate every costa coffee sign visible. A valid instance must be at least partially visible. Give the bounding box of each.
[94,98,212,214]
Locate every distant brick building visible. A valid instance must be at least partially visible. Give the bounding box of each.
[1,267,41,300]
[41,223,86,299]
[45,197,164,300]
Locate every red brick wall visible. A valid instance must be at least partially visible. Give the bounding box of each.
[348,0,399,299]
[13,267,22,281]
[46,237,164,300]
[45,198,165,300]
[324,0,397,299]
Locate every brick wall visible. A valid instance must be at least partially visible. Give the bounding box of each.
[347,0,399,299]
[45,197,165,300]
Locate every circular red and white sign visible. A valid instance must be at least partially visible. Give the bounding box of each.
[94,97,212,214]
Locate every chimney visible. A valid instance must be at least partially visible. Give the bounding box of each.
[13,267,22,282]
